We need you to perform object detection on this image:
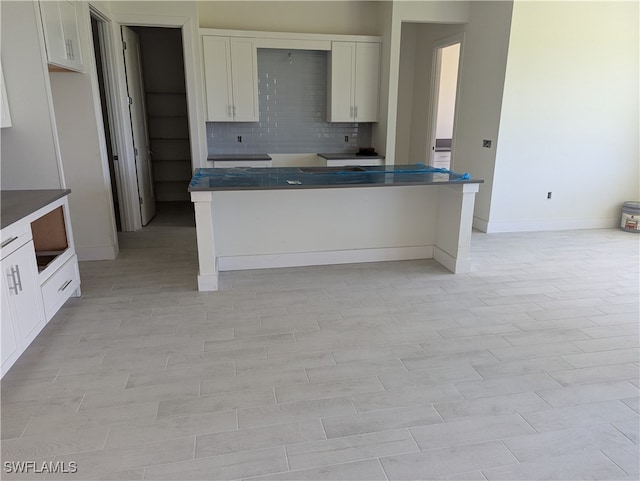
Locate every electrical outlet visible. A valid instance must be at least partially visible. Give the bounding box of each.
[344,136,349,143]
[482,139,492,148]
[547,192,552,199]
[237,136,242,143]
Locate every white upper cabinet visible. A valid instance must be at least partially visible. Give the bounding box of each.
[203,36,258,122]
[328,41,380,122]
[38,0,84,72]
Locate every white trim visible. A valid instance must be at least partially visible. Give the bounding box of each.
[218,246,434,272]
[433,246,470,274]
[92,9,206,230]
[254,38,331,51]
[32,1,66,189]
[473,216,489,232]
[82,4,120,254]
[0,61,12,128]
[75,244,119,262]
[197,271,219,292]
[484,217,620,233]
[199,28,382,44]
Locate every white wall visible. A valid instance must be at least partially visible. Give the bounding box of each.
[197,1,382,36]
[450,1,514,229]
[394,22,417,164]
[396,22,465,165]
[381,1,470,164]
[47,2,118,260]
[0,1,63,190]
[489,0,640,232]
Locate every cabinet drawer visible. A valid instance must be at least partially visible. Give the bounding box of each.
[1,222,31,259]
[434,152,451,162]
[213,160,272,168]
[41,255,79,320]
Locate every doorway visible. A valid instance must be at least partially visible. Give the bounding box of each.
[129,27,193,219]
[91,13,122,231]
[90,17,192,231]
[428,36,463,170]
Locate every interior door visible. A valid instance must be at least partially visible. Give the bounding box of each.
[122,26,155,226]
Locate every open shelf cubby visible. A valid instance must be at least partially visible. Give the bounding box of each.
[31,206,69,273]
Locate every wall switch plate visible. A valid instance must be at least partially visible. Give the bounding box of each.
[482,139,492,148]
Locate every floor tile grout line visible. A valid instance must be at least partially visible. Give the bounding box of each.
[599,447,633,476]
[609,418,639,445]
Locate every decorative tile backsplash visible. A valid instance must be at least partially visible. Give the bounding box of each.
[206,49,372,155]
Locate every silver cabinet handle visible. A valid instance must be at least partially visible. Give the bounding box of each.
[1,236,18,248]
[59,279,73,292]
[354,106,358,118]
[6,271,17,295]
[13,266,22,293]
[227,105,233,118]
[7,265,21,295]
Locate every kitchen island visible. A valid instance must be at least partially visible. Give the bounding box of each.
[189,165,483,291]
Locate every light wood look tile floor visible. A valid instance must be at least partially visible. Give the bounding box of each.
[2,202,638,480]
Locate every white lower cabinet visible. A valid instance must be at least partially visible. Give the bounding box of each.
[41,255,80,320]
[1,279,20,373]
[326,158,384,167]
[0,192,80,378]
[433,151,451,169]
[213,160,272,168]
[1,240,46,376]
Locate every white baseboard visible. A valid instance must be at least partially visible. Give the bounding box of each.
[197,272,219,292]
[484,217,619,233]
[76,244,118,261]
[473,216,489,233]
[433,246,471,274]
[218,246,434,272]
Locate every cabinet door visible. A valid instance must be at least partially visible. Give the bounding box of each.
[39,1,67,67]
[59,0,83,70]
[203,36,233,121]
[2,241,46,348]
[229,38,258,122]
[38,0,84,72]
[1,280,19,375]
[354,43,380,122]
[328,42,355,122]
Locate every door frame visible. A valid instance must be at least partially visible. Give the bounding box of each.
[89,7,128,231]
[87,4,205,231]
[426,33,464,168]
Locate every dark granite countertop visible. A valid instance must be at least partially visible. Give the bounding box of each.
[1,189,71,229]
[189,165,482,192]
[318,153,385,160]
[208,154,272,161]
